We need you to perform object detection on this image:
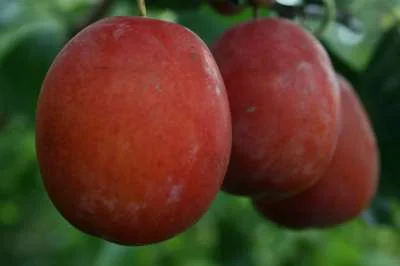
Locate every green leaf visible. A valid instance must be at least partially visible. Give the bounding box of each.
[359,24,400,199]
[0,21,57,63]
[177,4,259,45]
[0,25,65,119]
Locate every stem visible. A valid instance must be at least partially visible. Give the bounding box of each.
[137,0,147,17]
[315,0,336,37]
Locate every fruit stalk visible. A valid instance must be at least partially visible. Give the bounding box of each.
[137,0,147,17]
[315,0,336,36]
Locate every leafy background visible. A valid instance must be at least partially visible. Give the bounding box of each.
[1,0,400,265]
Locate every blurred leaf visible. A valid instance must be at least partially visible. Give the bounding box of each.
[0,0,23,27]
[359,23,400,199]
[0,201,20,225]
[321,39,360,85]
[0,26,65,119]
[93,243,133,266]
[0,116,36,195]
[178,4,270,45]
[363,252,400,266]
[312,236,362,266]
[0,21,56,63]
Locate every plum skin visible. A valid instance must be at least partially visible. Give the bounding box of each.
[35,16,232,246]
[253,75,380,229]
[212,18,340,198]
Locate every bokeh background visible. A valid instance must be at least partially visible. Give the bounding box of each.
[1,0,400,265]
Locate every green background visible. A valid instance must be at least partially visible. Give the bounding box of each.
[1,0,400,265]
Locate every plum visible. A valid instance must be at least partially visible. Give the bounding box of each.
[212,18,340,198]
[254,75,379,229]
[35,16,232,245]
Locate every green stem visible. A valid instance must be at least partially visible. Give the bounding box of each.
[137,0,147,17]
[315,0,336,37]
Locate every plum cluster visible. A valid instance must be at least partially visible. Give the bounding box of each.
[35,11,379,246]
